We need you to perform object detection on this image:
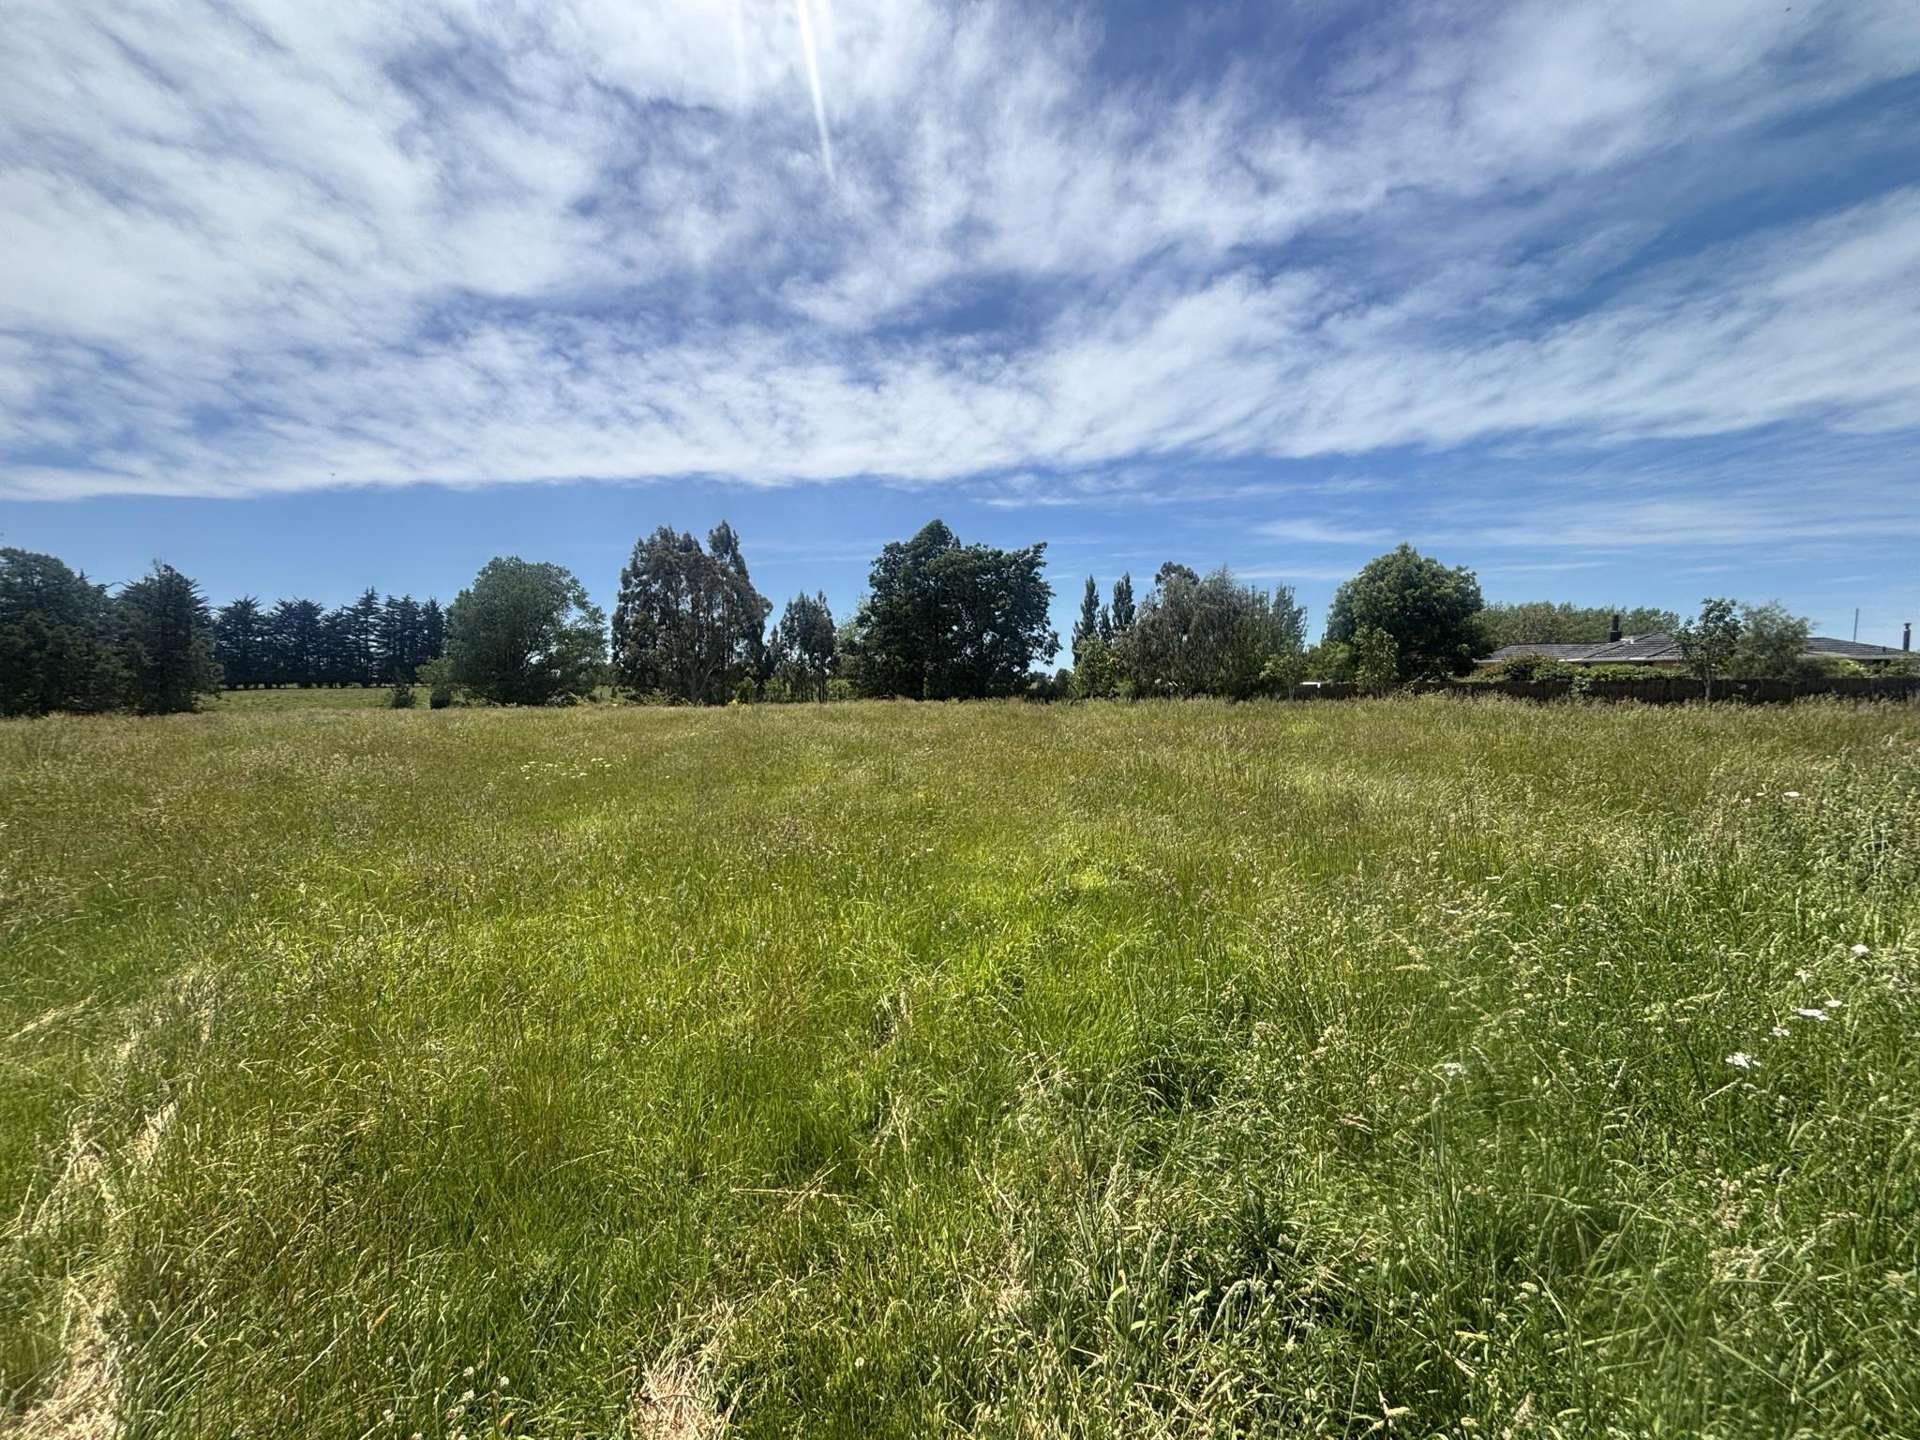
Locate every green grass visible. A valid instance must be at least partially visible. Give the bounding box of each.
[211,685,424,711]
[3,697,1917,1437]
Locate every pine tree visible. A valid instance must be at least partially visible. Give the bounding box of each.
[0,548,125,715]
[117,562,221,714]
[1072,575,1101,665]
[319,606,357,686]
[214,596,270,688]
[418,599,446,669]
[378,593,423,681]
[345,588,382,685]
[269,599,326,686]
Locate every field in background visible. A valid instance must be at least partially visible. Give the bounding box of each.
[212,685,425,712]
[3,698,1917,1437]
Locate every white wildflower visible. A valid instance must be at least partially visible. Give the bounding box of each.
[1792,1007,1828,1022]
[1726,1051,1759,1071]
[1770,1026,1790,1038]
[1783,790,1802,798]
[1825,998,1843,1009]
[1439,1061,1467,1079]
[1851,943,1871,958]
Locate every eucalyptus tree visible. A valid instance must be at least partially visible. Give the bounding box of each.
[847,520,1056,699]
[612,523,771,703]
[772,591,837,701]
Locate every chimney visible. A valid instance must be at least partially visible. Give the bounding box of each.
[1905,621,1912,652]
[1608,613,1622,643]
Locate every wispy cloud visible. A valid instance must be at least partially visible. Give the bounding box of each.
[3,0,1918,515]
[1255,519,1394,546]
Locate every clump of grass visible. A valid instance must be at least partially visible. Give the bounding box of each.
[1,697,1916,1436]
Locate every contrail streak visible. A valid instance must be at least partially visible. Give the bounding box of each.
[792,0,834,182]
[729,0,745,112]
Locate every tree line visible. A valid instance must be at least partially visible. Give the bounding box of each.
[0,548,448,717]
[213,591,446,689]
[4,528,1865,718]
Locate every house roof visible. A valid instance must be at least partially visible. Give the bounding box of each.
[1576,632,1683,663]
[1481,633,1908,666]
[1483,642,1603,661]
[1802,636,1910,659]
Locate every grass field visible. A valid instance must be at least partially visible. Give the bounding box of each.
[211,685,428,712]
[3,697,1917,1438]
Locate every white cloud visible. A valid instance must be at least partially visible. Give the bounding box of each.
[3,0,1919,500]
[1255,519,1393,546]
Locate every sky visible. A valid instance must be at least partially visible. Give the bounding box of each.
[3,0,1919,649]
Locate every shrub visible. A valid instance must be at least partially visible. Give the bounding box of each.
[387,681,416,709]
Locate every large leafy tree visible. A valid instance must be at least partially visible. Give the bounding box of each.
[612,523,771,703]
[772,592,837,701]
[1675,597,1742,699]
[214,596,271,688]
[848,520,1056,699]
[1119,566,1307,699]
[0,548,125,716]
[1732,601,1812,679]
[117,562,221,714]
[447,557,606,705]
[1325,545,1484,680]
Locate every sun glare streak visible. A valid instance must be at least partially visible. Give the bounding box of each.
[729,0,746,112]
[792,0,835,183]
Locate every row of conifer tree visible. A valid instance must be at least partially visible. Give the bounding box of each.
[210,591,447,689]
[0,548,451,716]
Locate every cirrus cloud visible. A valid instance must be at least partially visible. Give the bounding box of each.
[3,0,1919,505]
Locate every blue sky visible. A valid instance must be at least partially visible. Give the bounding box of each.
[3,0,1918,648]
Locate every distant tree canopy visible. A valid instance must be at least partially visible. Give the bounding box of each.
[0,548,126,717]
[612,523,771,703]
[1116,566,1307,699]
[5,530,1870,716]
[1476,602,1682,649]
[1325,545,1484,681]
[845,520,1056,699]
[448,557,606,706]
[771,592,837,702]
[1731,601,1812,679]
[215,591,446,688]
[118,562,223,714]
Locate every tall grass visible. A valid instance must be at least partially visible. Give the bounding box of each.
[2,697,1917,1436]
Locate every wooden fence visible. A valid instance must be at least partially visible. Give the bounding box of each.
[1292,675,1920,704]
